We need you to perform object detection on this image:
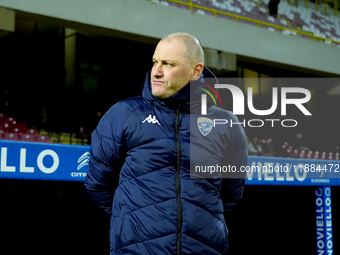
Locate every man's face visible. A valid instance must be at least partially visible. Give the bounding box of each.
[151,39,194,99]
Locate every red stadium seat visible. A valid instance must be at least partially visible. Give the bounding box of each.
[5,116,16,123]
[3,132,19,141]
[296,149,305,158]
[0,124,8,133]
[26,128,39,137]
[3,117,16,127]
[327,152,333,160]
[313,151,320,159]
[335,152,340,160]
[1,121,13,130]
[35,135,50,143]
[10,127,25,137]
[15,122,27,132]
[21,134,36,142]
[0,129,5,139]
[306,150,313,159]
[290,149,298,158]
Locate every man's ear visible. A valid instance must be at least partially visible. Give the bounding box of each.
[191,63,204,81]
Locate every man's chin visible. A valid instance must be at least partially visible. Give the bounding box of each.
[152,88,169,99]
[152,93,169,99]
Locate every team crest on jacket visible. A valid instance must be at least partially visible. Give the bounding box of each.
[197,117,213,136]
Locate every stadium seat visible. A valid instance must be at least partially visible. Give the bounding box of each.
[35,135,50,143]
[313,151,320,159]
[3,132,20,141]
[10,127,25,137]
[327,152,333,160]
[15,122,27,131]
[282,142,288,149]
[1,121,13,130]
[306,150,313,159]
[0,129,5,139]
[298,152,305,158]
[290,149,298,158]
[4,117,16,126]
[21,134,36,142]
[0,124,9,133]
[296,149,306,158]
[26,128,39,137]
[286,146,293,157]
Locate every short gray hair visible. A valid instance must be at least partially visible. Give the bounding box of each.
[161,32,204,65]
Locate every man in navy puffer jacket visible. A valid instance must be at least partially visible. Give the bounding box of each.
[85,33,248,255]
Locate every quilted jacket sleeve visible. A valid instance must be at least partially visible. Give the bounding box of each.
[220,115,248,213]
[84,102,126,216]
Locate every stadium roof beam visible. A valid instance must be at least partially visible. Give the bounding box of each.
[0,7,14,37]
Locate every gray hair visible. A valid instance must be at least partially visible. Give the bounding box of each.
[161,32,204,65]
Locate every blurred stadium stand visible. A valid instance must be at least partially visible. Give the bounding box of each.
[3,109,339,160]
[0,112,50,143]
[0,105,93,144]
[153,0,340,45]
[0,0,339,147]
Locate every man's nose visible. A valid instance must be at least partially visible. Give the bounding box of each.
[152,63,163,78]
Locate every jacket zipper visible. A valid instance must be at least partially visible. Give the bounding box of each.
[175,105,183,255]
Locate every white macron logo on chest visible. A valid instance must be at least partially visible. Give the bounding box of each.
[142,115,161,125]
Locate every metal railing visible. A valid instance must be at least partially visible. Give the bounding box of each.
[150,0,340,46]
[308,0,339,15]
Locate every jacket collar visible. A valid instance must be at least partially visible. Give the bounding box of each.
[142,67,218,108]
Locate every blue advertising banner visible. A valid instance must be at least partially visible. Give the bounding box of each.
[0,140,339,185]
[245,156,340,186]
[0,140,90,181]
[315,187,333,254]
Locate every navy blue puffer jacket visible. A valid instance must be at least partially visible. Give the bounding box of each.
[85,68,248,255]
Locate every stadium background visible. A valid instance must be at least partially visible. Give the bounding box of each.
[0,0,340,254]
